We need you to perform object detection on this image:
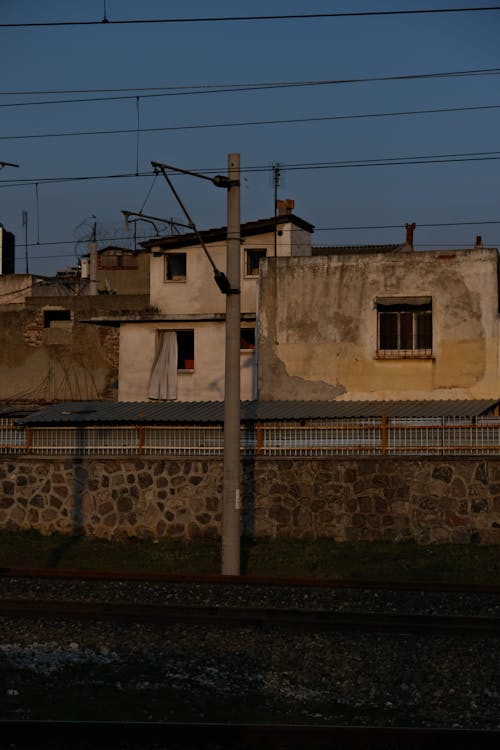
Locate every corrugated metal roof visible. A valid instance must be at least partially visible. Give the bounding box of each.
[18,400,500,426]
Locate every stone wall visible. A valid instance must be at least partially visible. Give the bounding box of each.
[2,456,500,543]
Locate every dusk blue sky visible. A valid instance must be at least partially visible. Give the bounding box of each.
[1,1,499,275]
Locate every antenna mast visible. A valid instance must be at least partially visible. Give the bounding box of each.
[272,163,281,256]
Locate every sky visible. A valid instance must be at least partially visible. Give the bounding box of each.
[1,0,499,276]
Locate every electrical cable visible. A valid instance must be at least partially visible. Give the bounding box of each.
[1,7,500,28]
[18,220,500,255]
[1,149,500,190]
[2,102,499,142]
[2,67,499,97]
[20,240,500,264]
[0,68,498,109]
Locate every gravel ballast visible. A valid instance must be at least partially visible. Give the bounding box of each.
[1,577,500,727]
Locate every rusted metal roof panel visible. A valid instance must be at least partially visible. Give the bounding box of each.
[18,400,500,426]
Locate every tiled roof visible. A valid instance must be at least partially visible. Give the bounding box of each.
[18,400,500,426]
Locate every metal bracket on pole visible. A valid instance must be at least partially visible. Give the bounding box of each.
[152,161,239,296]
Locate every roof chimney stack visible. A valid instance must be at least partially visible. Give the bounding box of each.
[475,235,483,248]
[276,198,295,216]
[405,222,416,249]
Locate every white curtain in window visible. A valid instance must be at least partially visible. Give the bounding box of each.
[148,331,178,400]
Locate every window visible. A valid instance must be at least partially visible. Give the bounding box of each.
[240,327,255,350]
[176,330,194,369]
[165,253,186,281]
[246,249,266,276]
[43,309,71,328]
[148,330,194,401]
[377,298,432,358]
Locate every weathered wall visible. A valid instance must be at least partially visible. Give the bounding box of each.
[117,219,311,402]
[119,320,256,401]
[2,456,500,544]
[97,250,150,295]
[258,248,500,401]
[0,295,148,401]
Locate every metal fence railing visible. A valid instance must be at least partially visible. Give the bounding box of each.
[1,417,500,457]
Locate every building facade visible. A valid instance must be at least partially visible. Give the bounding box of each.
[117,209,313,402]
[258,245,500,401]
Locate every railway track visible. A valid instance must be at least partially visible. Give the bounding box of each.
[1,572,499,737]
[2,566,500,633]
[2,566,500,593]
[0,721,500,750]
[1,597,500,635]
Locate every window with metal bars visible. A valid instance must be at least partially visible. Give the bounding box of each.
[377,298,432,358]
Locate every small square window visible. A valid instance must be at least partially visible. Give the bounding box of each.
[165,253,186,281]
[377,298,432,358]
[240,328,255,350]
[246,249,266,276]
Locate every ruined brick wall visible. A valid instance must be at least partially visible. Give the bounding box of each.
[1,456,500,543]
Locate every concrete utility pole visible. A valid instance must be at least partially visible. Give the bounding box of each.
[222,153,241,575]
[151,154,242,574]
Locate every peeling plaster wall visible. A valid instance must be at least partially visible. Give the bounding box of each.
[258,248,500,401]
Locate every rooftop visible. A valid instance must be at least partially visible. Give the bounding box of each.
[141,214,314,251]
[17,399,500,426]
[312,244,407,256]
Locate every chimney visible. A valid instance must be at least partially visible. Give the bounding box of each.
[474,235,483,248]
[405,222,416,249]
[276,198,295,216]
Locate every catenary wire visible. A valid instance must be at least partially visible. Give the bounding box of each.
[21,242,500,263]
[2,102,500,142]
[18,222,500,253]
[1,150,500,189]
[1,68,499,97]
[0,68,499,109]
[1,7,500,28]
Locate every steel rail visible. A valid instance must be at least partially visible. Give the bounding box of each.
[1,566,500,593]
[1,598,500,635]
[0,720,499,749]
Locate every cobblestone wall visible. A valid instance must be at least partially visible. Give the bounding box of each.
[1,456,500,543]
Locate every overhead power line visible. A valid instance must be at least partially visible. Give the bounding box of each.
[18,219,500,262]
[1,149,500,190]
[0,68,499,109]
[2,68,499,97]
[1,6,500,28]
[315,220,500,231]
[2,102,500,142]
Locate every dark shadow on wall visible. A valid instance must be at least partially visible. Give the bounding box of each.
[47,431,87,568]
[240,456,256,574]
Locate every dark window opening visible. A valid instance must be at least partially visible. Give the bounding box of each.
[177,330,194,369]
[165,253,187,281]
[240,328,255,350]
[377,299,432,357]
[246,249,266,276]
[43,309,71,328]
